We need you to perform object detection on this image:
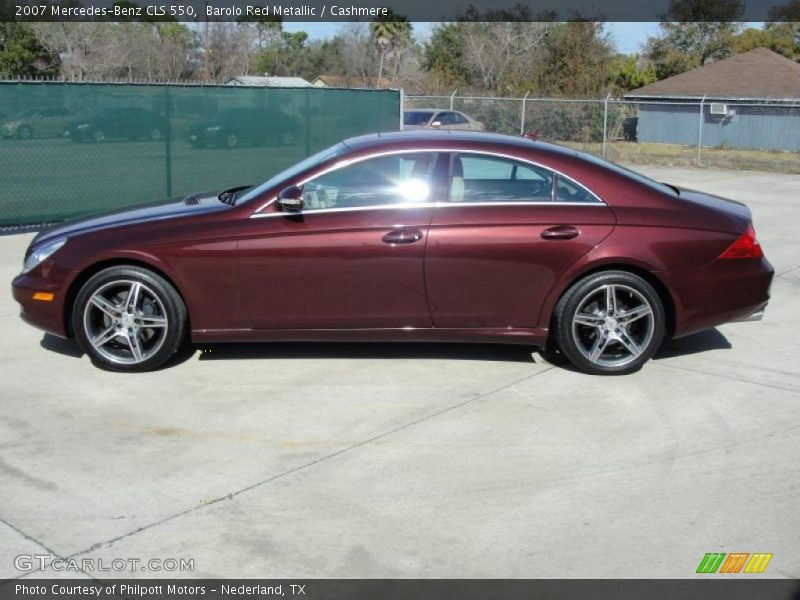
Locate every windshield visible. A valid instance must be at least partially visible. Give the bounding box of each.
[404,111,434,125]
[572,149,677,195]
[237,142,349,204]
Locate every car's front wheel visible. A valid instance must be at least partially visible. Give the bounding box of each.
[72,266,187,372]
[553,270,665,375]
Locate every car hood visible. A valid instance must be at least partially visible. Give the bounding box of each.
[32,192,228,248]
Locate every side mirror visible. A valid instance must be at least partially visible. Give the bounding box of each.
[431,120,442,128]
[278,185,304,211]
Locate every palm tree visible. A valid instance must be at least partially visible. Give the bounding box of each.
[390,19,412,82]
[370,19,394,85]
[370,12,411,85]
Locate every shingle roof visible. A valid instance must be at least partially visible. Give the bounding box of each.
[226,76,311,88]
[312,75,392,88]
[626,48,800,100]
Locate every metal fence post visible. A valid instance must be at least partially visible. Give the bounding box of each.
[164,85,172,198]
[399,88,404,130]
[602,92,611,159]
[520,92,529,135]
[304,87,311,156]
[697,94,707,166]
[450,89,457,110]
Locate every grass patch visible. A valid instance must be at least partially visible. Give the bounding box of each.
[561,141,800,175]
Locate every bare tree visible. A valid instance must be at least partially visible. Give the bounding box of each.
[204,22,253,82]
[337,22,376,80]
[460,22,551,93]
[30,22,106,80]
[30,22,198,82]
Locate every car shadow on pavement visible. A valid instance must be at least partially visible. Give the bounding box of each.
[39,334,198,369]
[38,329,731,369]
[654,328,731,360]
[195,342,539,364]
[40,333,83,358]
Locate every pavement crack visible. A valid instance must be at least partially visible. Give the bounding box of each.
[0,515,60,558]
[64,366,554,559]
[655,362,799,394]
[776,264,800,279]
[0,515,80,581]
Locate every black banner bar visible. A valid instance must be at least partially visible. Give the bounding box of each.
[3,0,798,22]
[2,580,800,600]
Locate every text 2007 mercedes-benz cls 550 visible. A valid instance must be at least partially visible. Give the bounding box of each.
[12,131,773,374]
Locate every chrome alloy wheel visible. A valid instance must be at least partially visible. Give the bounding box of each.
[82,280,169,365]
[570,283,655,368]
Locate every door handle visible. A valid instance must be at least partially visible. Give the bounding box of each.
[383,228,424,244]
[541,225,580,240]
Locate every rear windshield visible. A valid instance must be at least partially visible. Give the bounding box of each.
[573,149,676,195]
[404,111,434,125]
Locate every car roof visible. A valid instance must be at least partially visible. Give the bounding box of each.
[341,130,579,159]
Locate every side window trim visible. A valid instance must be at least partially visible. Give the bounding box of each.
[250,148,606,218]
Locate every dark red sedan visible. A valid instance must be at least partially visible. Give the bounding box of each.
[12,131,773,374]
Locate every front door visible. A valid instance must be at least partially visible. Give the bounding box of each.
[238,152,440,330]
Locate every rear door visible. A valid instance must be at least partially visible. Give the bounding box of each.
[424,152,617,328]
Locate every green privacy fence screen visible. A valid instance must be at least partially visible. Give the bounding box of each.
[0,82,401,226]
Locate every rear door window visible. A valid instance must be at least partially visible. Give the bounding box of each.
[555,175,599,204]
[450,154,554,203]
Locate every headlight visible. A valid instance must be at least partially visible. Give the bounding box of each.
[76,124,89,130]
[205,126,222,132]
[22,238,67,274]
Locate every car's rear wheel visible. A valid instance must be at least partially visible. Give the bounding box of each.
[554,270,664,375]
[73,266,186,372]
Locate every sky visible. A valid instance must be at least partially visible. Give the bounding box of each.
[281,22,665,55]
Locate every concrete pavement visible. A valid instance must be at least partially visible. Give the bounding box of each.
[1,166,798,579]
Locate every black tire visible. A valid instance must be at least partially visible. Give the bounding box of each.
[72,266,187,372]
[553,270,665,375]
[92,129,105,143]
[18,125,33,140]
[225,132,239,148]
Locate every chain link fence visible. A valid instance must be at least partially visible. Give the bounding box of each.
[0,81,401,227]
[405,93,800,174]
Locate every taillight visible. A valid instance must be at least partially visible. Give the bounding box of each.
[719,223,763,259]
